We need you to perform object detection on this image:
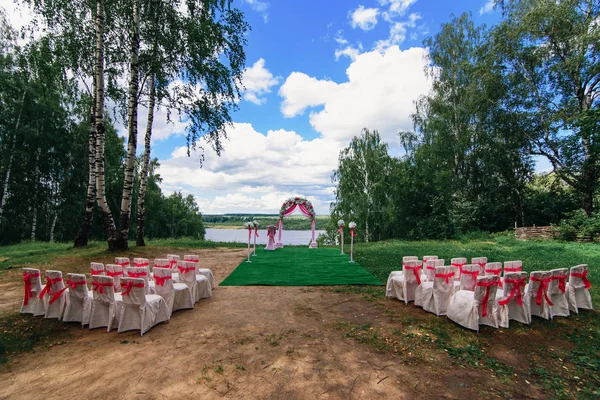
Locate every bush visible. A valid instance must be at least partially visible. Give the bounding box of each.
[558,210,600,242]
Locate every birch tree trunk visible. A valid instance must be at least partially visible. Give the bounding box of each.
[30,147,40,241]
[116,0,141,251]
[93,0,119,250]
[136,73,155,247]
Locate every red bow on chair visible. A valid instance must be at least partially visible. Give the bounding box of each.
[570,270,592,289]
[485,268,503,287]
[91,270,103,276]
[435,272,454,284]
[169,260,177,269]
[178,266,195,274]
[530,276,554,307]
[121,281,144,296]
[499,277,526,306]
[154,274,171,287]
[92,281,114,294]
[405,265,422,285]
[477,280,496,317]
[106,270,123,277]
[134,261,149,267]
[22,272,40,306]
[552,275,568,293]
[127,271,147,278]
[39,277,63,299]
[50,280,86,304]
[451,263,465,275]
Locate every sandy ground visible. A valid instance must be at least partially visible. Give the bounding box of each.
[0,248,547,399]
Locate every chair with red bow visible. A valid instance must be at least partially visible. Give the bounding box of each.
[126,266,155,294]
[115,257,130,269]
[105,263,124,292]
[117,277,170,336]
[423,255,438,262]
[471,257,488,271]
[483,262,503,296]
[567,264,593,314]
[503,260,522,275]
[62,273,92,325]
[450,258,467,281]
[21,268,43,315]
[497,272,530,327]
[423,259,445,282]
[447,275,500,331]
[38,270,68,320]
[167,254,180,271]
[90,262,105,277]
[453,264,482,294]
[548,268,570,318]
[415,265,457,316]
[385,256,418,297]
[389,260,423,304]
[177,261,212,302]
[527,271,553,320]
[153,267,194,317]
[89,275,121,331]
[184,254,216,289]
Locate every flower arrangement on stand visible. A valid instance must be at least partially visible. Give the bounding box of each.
[279,197,316,218]
[252,220,259,256]
[244,221,253,262]
[349,222,357,263]
[337,219,345,254]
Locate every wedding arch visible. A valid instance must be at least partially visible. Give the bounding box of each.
[276,197,317,249]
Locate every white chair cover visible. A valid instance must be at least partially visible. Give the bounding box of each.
[62,273,92,325]
[471,257,488,271]
[415,265,456,316]
[167,254,180,271]
[177,261,212,302]
[21,268,43,314]
[90,262,105,277]
[453,264,481,294]
[89,275,121,332]
[567,264,593,313]
[503,260,522,275]
[497,272,530,327]
[484,262,503,293]
[153,267,194,317]
[115,257,131,269]
[40,270,67,320]
[385,256,418,297]
[423,255,438,262]
[125,266,155,294]
[548,268,569,318]
[117,278,170,336]
[133,258,150,268]
[390,260,423,304]
[447,275,500,332]
[184,254,216,289]
[105,263,124,292]
[423,259,444,282]
[450,258,467,281]
[528,271,553,320]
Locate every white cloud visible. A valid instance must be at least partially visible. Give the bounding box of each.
[380,0,417,20]
[335,45,362,61]
[479,0,496,15]
[349,6,380,31]
[242,58,280,105]
[243,0,269,23]
[279,46,430,145]
[375,12,421,50]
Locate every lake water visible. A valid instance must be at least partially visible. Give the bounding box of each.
[205,228,326,246]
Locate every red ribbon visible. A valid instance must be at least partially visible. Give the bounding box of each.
[187,257,200,262]
[461,269,480,279]
[485,268,503,287]
[121,281,144,296]
[116,261,130,267]
[504,266,522,273]
[254,227,259,237]
[405,265,422,285]
[178,266,195,274]
[552,275,568,293]
[337,226,343,233]
[435,272,454,284]
[134,262,149,267]
[350,228,357,237]
[106,270,123,277]
[531,276,554,306]
[451,263,465,275]
[49,279,86,304]
[92,281,114,294]
[91,270,103,275]
[127,271,148,278]
[426,265,436,270]
[169,260,178,268]
[477,262,487,268]
[23,272,40,306]
[570,270,592,289]
[477,280,495,317]
[39,277,63,299]
[154,274,171,287]
[498,278,526,306]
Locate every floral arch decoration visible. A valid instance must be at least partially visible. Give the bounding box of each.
[276,197,317,248]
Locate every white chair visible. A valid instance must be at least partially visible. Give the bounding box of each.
[115,257,130,269]
[385,256,418,297]
[117,278,170,336]
[153,267,194,317]
[423,259,444,282]
[528,271,553,320]
[450,258,467,281]
[184,254,216,289]
[447,275,500,332]
[497,272,530,327]
[39,270,67,320]
[167,254,180,270]
[471,257,488,270]
[484,262,503,292]
[453,264,482,294]
[154,258,174,280]
[89,275,121,332]
[21,268,43,314]
[177,261,212,302]
[548,268,569,318]
[423,255,438,262]
[90,262,105,276]
[567,264,593,313]
[62,273,92,325]
[125,266,155,294]
[106,263,124,292]
[389,260,423,304]
[415,265,456,316]
[503,260,522,275]
[133,258,150,268]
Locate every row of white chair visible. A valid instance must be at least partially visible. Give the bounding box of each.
[386,256,593,331]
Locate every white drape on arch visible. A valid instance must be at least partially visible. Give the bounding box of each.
[276,203,317,248]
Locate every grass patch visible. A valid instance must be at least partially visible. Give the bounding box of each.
[325,285,385,301]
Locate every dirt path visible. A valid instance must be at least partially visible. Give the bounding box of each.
[0,248,547,399]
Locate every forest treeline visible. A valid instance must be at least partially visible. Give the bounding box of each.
[204,215,328,230]
[327,2,599,243]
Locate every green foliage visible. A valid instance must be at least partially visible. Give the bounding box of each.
[203,215,328,230]
[558,209,600,242]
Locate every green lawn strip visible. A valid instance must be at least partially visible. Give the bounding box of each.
[220,246,381,286]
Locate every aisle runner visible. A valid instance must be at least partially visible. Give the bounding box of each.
[220,247,381,286]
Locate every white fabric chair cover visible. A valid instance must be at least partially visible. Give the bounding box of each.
[447,275,500,332]
[39,270,67,320]
[89,275,121,332]
[450,258,467,281]
[125,266,155,294]
[497,272,530,327]
[548,268,569,318]
[471,257,488,271]
[105,263,124,292]
[21,268,43,314]
[62,273,92,325]
[415,265,456,316]
[153,267,194,317]
[423,256,438,262]
[453,264,482,294]
[117,278,170,336]
[133,258,150,268]
[184,254,216,289]
[90,262,105,277]
[177,261,212,302]
[423,259,445,282]
[503,260,522,275]
[528,271,553,320]
[115,257,131,269]
[390,260,423,304]
[167,254,180,270]
[484,262,503,293]
[567,264,593,313]
[385,256,418,297]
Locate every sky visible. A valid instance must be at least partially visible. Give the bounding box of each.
[4,0,540,215]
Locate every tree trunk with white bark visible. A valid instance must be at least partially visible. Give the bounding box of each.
[136,73,155,247]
